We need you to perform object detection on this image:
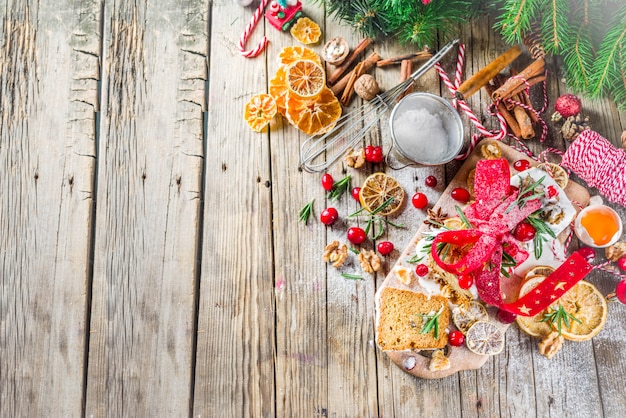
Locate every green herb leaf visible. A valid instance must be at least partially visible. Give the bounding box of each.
[406,253,424,264]
[455,205,474,228]
[341,273,363,280]
[327,175,351,201]
[418,307,444,339]
[298,199,315,225]
[540,303,582,335]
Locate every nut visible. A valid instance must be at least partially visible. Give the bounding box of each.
[344,147,366,169]
[605,241,626,262]
[428,349,451,371]
[538,331,564,359]
[621,130,626,149]
[395,266,414,286]
[358,249,381,273]
[480,142,502,159]
[322,240,348,268]
[354,74,380,101]
[322,37,349,66]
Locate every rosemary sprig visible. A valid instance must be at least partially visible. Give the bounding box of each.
[298,199,314,225]
[327,174,351,201]
[418,307,444,339]
[507,175,546,213]
[540,303,582,335]
[500,250,518,278]
[406,253,424,264]
[348,197,405,239]
[455,205,474,229]
[349,247,360,255]
[527,214,557,259]
[341,273,363,280]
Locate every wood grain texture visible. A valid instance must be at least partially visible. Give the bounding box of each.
[192,1,275,417]
[85,1,206,415]
[0,1,98,415]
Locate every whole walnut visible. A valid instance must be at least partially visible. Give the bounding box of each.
[354,74,380,101]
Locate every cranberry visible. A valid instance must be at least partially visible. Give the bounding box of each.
[451,187,471,203]
[448,330,465,347]
[320,207,339,225]
[377,241,395,255]
[513,159,531,172]
[497,309,517,324]
[457,273,474,289]
[321,173,334,191]
[412,192,428,209]
[365,145,384,163]
[576,247,596,263]
[615,280,626,304]
[347,227,367,245]
[351,187,361,202]
[617,256,626,272]
[425,175,438,187]
[546,185,558,199]
[415,263,429,277]
[513,221,536,242]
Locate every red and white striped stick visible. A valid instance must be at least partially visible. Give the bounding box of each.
[238,0,270,58]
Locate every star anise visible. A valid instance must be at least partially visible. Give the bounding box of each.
[424,207,449,227]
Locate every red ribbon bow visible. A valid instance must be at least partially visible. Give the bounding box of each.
[431,159,592,316]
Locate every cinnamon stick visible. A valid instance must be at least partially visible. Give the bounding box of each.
[328,38,372,85]
[485,83,522,138]
[456,46,522,99]
[492,59,545,101]
[398,59,413,99]
[331,52,380,97]
[519,90,540,123]
[513,102,535,139]
[506,75,546,99]
[341,62,365,105]
[376,50,432,67]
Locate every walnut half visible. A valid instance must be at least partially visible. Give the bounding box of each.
[358,250,381,273]
[429,349,451,371]
[322,240,348,268]
[605,241,626,262]
[344,148,366,169]
[538,331,564,359]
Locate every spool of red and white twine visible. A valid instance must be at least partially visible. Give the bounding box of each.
[238,0,270,58]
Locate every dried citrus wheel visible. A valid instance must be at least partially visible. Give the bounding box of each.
[515,276,554,338]
[244,93,277,132]
[286,60,326,98]
[452,301,489,334]
[465,321,505,355]
[557,280,607,341]
[524,265,556,281]
[269,66,289,116]
[443,217,465,230]
[537,163,569,189]
[359,173,406,216]
[278,46,322,66]
[285,87,342,135]
[290,17,321,45]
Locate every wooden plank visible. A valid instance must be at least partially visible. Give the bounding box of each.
[85,1,207,415]
[192,1,275,417]
[0,1,98,415]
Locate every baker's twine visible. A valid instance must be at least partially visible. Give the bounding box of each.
[435,44,549,159]
[238,0,270,58]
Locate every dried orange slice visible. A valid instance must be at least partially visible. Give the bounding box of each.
[466,321,505,355]
[279,46,322,66]
[537,163,569,189]
[524,265,556,281]
[515,276,554,338]
[286,60,325,98]
[557,280,607,341]
[244,93,277,132]
[452,301,489,334]
[269,66,289,116]
[290,17,321,45]
[285,87,341,135]
[359,173,406,216]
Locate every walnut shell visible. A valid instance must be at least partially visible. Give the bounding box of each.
[322,37,349,66]
[354,74,380,101]
[605,241,626,262]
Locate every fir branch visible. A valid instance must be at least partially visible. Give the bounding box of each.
[589,4,626,98]
[495,0,541,44]
[539,0,571,55]
[327,175,351,201]
[562,2,596,91]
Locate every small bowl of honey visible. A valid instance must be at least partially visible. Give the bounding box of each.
[574,204,623,248]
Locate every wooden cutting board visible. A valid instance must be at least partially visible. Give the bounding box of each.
[375,140,590,379]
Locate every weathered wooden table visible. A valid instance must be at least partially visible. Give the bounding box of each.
[2,1,625,416]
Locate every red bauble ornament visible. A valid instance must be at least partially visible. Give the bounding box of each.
[615,280,626,304]
[555,94,582,118]
[448,330,465,346]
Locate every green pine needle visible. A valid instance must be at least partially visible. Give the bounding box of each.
[298,199,315,225]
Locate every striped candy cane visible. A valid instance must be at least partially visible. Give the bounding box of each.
[238,0,270,58]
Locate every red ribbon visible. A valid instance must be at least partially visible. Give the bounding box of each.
[431,159,592,316]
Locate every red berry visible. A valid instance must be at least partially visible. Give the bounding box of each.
[377,241,394,256]
[546,185,558,199]
[415,263,429,277]
[448,330,465,347]
[320,207,339,225]
[513,159,530,172]
[451,187,470,203]
[425,175,438,187]
[497,309,517,324]
[457,273,474,289]
[364,145,384,163]
[513,221,536,242]
[351,187,361,202]
[555,93,582,118]
[617,256,626,272]
[412,192,428,209]
[615,280,626,304]
[347,227,367,245]
[321,173,334,191]
[576,247,596,263]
